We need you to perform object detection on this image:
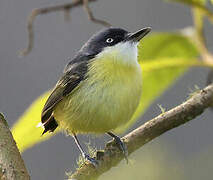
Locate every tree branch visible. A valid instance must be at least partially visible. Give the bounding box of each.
[20,0,111,56]
[83,0,111,27]
[70,84,213,180]
[0,113,30,180]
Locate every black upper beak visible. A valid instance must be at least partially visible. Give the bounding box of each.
[125,27,151,42]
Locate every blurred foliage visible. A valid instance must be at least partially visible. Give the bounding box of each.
[167,0,206,5]
[167,0,213,24]
[11,91,57,151]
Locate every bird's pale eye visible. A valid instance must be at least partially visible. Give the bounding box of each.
[106,38,114,43]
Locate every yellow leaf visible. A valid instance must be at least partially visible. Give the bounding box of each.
[12,91,59,152]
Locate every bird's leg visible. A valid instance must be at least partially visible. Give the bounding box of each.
[72,133,98,167]
[107,132,128,163]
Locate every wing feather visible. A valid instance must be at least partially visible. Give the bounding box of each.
[41,60,89,134]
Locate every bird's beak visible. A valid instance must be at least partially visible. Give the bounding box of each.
[125,27,151,42]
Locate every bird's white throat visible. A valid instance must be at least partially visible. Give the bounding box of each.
[97,41,139,66]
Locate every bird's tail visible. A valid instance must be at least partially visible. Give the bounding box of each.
[40,109,58,135]
[41,116,58,135]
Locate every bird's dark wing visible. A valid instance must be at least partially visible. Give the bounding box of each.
[41,58,90,134]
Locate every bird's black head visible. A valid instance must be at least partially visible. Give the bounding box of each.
[80,27,129,56]
[78,27,151,59]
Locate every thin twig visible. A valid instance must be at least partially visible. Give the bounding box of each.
[70,84,213,180]
[83,0,111,27]
[0,113,30,180]
[192,8,213,65]
[20,0,111,56]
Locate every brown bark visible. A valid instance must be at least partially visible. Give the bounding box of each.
[0,113,30,180]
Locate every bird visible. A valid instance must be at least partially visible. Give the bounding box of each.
[40,27,151,165]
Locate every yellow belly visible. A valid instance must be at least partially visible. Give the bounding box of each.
[54,55,142,134]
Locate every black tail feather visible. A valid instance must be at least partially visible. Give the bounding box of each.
[42,116,58,135]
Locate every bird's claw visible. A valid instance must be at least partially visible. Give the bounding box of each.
[113,136,128,163]
[83,154,99,167]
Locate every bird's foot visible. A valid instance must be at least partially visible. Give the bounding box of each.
[113,136,128,163]
[107,132,128,163]
[83,153,99,167]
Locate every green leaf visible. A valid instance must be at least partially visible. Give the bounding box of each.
[139,33,198,60]
[12,33,199,152]
[11,91,58,152]
[115,32,199,132]
[166,0,207,5]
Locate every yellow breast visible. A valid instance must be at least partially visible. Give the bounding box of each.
[54,48,142,134]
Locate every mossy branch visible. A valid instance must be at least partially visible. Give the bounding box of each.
[70,83,213,180]
[0,113,30,180]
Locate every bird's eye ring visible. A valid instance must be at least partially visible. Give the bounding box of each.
[106,38,114,43]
